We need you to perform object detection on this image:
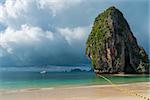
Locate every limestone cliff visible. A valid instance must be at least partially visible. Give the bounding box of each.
[86,6,149,74]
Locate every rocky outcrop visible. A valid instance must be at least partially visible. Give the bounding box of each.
[86,6,149,74]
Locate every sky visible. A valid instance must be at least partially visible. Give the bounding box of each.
[0,0,149,67]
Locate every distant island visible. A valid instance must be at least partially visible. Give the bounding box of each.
[86,6,149,74]
[70,68,93,72]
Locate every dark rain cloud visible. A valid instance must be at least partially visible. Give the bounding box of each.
[0,0,149,67]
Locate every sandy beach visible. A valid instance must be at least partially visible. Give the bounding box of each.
[0,82,149,100]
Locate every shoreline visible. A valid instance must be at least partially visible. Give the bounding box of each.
[0,81,149,93]
[0,82,149,100]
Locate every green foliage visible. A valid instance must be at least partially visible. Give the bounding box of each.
[86,7,116,68]
[86,6,128,68]
[86,6,149,74]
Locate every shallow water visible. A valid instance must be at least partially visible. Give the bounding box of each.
[0,71,149,90]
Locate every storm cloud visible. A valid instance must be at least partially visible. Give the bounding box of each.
[0,0,149,66]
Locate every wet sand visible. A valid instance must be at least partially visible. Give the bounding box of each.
[0,82,150,100]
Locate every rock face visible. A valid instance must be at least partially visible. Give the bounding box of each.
[86,6,149,74]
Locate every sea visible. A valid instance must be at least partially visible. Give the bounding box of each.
[0,66,149,90]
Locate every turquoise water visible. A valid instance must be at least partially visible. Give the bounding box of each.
[0,71,149,90]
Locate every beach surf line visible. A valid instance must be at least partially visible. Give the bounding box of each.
[98,75,149,100]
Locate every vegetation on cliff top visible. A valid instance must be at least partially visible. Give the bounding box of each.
[86,6,120,68]
[86,6,149,74]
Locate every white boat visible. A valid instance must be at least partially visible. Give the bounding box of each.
[40,70,46,74]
